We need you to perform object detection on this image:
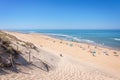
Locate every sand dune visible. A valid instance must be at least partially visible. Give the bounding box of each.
[0,31,120,80]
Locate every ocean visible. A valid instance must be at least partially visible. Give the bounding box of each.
[14,29,120,49]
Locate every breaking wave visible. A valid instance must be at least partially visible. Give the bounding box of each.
[114,38,120,41]
[45,33,95,44]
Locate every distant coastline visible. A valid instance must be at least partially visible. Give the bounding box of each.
[9,29,120,50]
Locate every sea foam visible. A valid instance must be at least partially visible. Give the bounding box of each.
[45,33,95,44]
[114,38,120,41]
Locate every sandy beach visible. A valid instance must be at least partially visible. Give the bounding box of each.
[0,31,120,80]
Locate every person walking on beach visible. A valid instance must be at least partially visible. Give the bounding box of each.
[60,54,63,57]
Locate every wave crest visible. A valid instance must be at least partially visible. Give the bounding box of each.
[114,38,120,41]
[46,33,95,43]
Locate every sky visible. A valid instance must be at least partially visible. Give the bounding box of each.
[0,0,120,30]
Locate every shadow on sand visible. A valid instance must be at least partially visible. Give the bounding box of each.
[0,48,52,76]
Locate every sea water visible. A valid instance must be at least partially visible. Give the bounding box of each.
[15,29,120,49]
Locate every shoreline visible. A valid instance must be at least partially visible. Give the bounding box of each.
[6,30,120,51]
[2,30,120,77]
[30,32,120,51]
[4,30,120,55]
[3,31,120,80]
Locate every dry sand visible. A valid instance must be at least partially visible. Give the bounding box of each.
[0,31,120,80]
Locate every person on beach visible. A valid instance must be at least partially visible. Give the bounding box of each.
[69,44,73,47]
[92,51,96,56]
[60,41,62,44]
[104,51,109,55]
[79,45,82,48]
[60,54,63,57]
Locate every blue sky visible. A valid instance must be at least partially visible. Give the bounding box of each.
[0,0,120,29]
